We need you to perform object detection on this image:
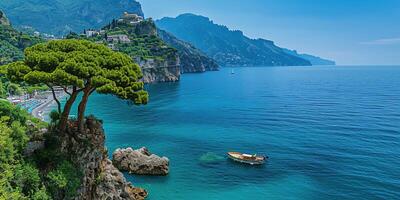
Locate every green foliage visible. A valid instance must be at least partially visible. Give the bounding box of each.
[6,82,23,95]
[0,101,52,199]
[0,24,44,65]
[32,186,52,200]
[14,163,41,196]
[46,161,82,199]
[0,81,6,98]
[6,39,148,104]
[10,121,29,154]
[25,85,48,94]
[0,100,28,125]
[49,110,60,124]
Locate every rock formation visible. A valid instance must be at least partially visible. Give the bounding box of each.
[0,11,10,25]
[137,56,181,83]
[113,147,169,176]
[157,29,219,73]
[59,117,147,200]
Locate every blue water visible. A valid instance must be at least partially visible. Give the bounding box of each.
[80,66,400,199]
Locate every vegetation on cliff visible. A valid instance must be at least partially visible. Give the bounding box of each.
[0,100,83,199]
[0,14,44,65]
[1,39,150,199]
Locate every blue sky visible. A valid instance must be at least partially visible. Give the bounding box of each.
[138,0,400,65]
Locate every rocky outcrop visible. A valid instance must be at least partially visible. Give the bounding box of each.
[113,147,169,176]
[96,159,147,200]
[60,117,147,200]
[0,11,10,25]
[137,56,180,83]
[24,141,45,156]
[157,29,219,73]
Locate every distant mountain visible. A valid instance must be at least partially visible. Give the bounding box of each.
[157,29,219,73]
[282,49,336,65]
[156,13,312,67]
[0,0,144,36]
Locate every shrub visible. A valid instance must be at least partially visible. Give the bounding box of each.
[14,162,41,196]
[46,161,82,199]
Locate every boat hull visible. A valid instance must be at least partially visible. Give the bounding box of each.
[227,153,266,165]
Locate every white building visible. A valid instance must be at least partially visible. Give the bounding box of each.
[85,30,99,37]
[107,34,131,43]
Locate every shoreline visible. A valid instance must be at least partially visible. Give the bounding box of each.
[31,95,56,121]
[30,91,67,121]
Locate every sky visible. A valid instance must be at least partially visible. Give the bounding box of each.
[138,0,400,65]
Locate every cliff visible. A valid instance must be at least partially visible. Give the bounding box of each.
[0,0,144,36]
[104,18,181,83]
[156,13,314,67]
[0,11,10,25]
[157,29,219,73]
[60,118,147,199]
[136,55,181,83]
[0,100,147,199]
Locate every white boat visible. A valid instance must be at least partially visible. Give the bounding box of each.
[227,152,267,165]
[231,69,235,74]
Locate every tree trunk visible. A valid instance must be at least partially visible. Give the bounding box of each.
[59,90,79,132]
[77,87,91,132]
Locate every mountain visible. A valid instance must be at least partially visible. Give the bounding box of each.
[0,10,43,65]
[157,29,219,73]
[0,0,144,36]
[282,49,336,65]
[156,13,312,67]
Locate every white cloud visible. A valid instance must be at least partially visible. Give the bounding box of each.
[361,37,400,45]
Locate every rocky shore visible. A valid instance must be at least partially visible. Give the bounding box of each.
[113,147,169,176]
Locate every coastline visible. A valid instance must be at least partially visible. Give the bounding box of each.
[30,91,67,121]
[31,95,56,121]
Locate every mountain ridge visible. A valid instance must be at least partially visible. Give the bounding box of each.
[156,13,334,67]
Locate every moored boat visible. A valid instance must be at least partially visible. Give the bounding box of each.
[227,152,267,165]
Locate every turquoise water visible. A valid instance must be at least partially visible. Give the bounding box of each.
[81,66,399,199]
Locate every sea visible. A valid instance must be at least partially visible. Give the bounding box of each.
[67,66,400,199]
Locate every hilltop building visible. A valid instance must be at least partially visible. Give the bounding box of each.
[85,30,99,37]
[118,12,143,25]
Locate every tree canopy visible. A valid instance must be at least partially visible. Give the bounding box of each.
[5,39,148,132]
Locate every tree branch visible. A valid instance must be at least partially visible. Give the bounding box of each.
[47,84,61,114]
[89,88,96,95]
[62,86,72,96]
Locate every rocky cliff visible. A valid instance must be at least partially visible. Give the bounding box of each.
[104,18,181,83]
[0,11,10,25]
[59,117,147,200]
[136,56,181,83]
[157,29,219,73]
